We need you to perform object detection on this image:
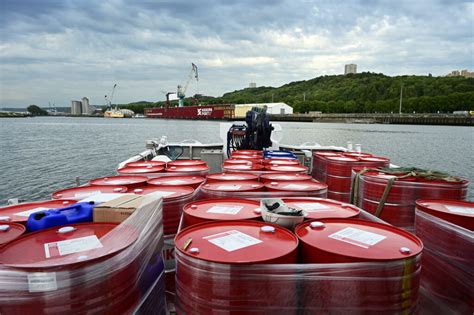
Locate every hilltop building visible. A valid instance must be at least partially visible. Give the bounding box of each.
[344,64,357,75]
[446,69,473,78]
[234,102,293,118]
[249,82,257,88]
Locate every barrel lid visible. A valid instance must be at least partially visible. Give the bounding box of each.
[314,151,340,157]
[52,185,128,200]
[166,165,209,172]
[175,220,298,264]
[283,198,360,220]
[265,165,308,173]
[0,222,137,268]
[147,175,205,186]
[223,159,253,165]
[260,173,312,182]
[343,152,373,158]
[0,222,26,245]
[360,157,390,163]
[0,200,76,223]
[117,165,165,174]
[231,150,263,156]
[202,181,264,192]
[295,219,423,261]
[362,171,418,182]
[133,185,194,199]
[416,199,474,230]
[89,175,148,186]
[125,160,166,168]
[206,172,259,181]
[184,198,261,221]
[325,156,359,163]
[263,159,300,166]
[223,164,264,171]
[167,160,206,167]
[265,181,327,192]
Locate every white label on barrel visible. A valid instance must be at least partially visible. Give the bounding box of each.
[217,185,242,190]
[28,272,57,292]
[149,191,176,198]
[205,230,262,252]
[206,205,243,215]
[164,179,188,185]
[44,235,103,258]
[329,227,386,249]
[294,203,330,212]
[14,207,49,217]
[283,184,308,190]
[445,205,474,215]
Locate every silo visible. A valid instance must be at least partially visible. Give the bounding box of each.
[71,101,82,115]
[81,97,90,115]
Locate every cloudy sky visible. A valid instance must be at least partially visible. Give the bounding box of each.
[0,0,472,108]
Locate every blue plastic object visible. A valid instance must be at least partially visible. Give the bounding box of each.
[26,202,94,232]
[264,150,297,159]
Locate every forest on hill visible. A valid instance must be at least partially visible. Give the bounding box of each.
[120,73,474,114]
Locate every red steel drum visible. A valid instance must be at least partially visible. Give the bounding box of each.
[117,165,165,177]
[0,222,26,246]
[165,165,209,177]
[416,199,473,231]
[52,185,127,201]
[89,175,148,189]
[264,165,308,173]
[260,173,312,183]
[283,198,360,220]
[167,160,207,167]
[201,181,264,199]
[265,181,328,198]
[263,159,300,166]
[125,160,166,168]
[0,200,76,223]
[222,164,265,172]
[147,176,205,190]
[206,172,259,182]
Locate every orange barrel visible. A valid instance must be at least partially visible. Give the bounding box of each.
[165,164,209,177]
[0,222,26,246]
[89,175,148,190]
[206,172,259,182]
[182,198,261,227]
[0,223,140,314]
[125,160,166,168]
[117,165,165,178]
[52,185,127,201]
[260,173,312,183]
[222,163,265,172]
[263,159,300,166]
[415,200,473,313]
[282,198,360,220]
[355,169,469,232]
[265,181,328,198]
[132,186,194,235]
[147,175,205,190]
[0,200,76,224]
[200,181,264,199]
[295,218,422,313]
[175,221,298,314]
[264,165,308,173]
[167,160,207,167]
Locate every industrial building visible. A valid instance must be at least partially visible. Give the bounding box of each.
[71,101,82,115]
[81,97,90,115]
[344,64,357,75]
[234,103,293,118]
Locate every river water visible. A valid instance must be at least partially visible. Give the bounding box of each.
[0,117,472,204]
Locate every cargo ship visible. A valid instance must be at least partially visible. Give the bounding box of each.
[145,104,235,120]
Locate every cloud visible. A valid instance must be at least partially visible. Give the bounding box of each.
[0,0,472,107]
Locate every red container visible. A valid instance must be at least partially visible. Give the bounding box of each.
[175,221,298,313]
[145,105,229,120]
[117,165,165,177]
[223,159,253,165]
[325,174,352,192]
[265,181,328,197]
[206,172,259,182]
[343,152,373,158]
[89,175,148,189]
[325,156,360,177]
[133,186,194,235]
[147,176,205,189]
[362,199,416,232]
[263,159,300,166]
[0,200,76,223]
[230,155,263,163]
[125,160,166,168]
[165,164,209,177]
[283,198,360,220]
[167,160,207,167]
[264,165,308,173]
[416,199,473,231]
[231,150,263,157]
[0,222,140,314]
[52,185,127,201]
[182,198,261,227]
[295,218,422,313]
[201,181,264,199]
[260,173,312,183]
[0,222,26,246]
[327,190,351,203]
[222,164,265,172]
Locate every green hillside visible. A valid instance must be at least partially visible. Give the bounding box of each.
[121,72,474,114]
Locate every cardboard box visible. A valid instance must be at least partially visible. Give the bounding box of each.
[93,194,148,223]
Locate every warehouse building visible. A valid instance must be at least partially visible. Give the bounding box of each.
[234,103,293,118]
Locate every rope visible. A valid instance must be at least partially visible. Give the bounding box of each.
[374,177,395,217]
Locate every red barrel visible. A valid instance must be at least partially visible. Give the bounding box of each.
[223,159,253,165]
[0,222,26,246]
[231,150,263,157]
[89,175,148,189]
[230,155,263,164]
[175,220,298,313]
[165,165,209,177]
[200,181,264,199]
[415,201,473,313]
[263,159,300,166]
[327,190,351,203]
[295,218,422,313]
[0,200,76,223]
[117,165,165,178]
[167,160,207,167]
[264,165,308,173]
[0,222,140,314]
[265,181,328,198]
[343,152,373,158]
[260,173,312,183]
[182,198,261,227]
[222,164,265,172]
[125,160,166,168]
[133,186,194,235]
[283,198,360,220]
[147,176,205,189]
[52,185,127,201]
[206,172,259,182]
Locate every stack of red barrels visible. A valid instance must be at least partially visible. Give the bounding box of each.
[173,196,423,314]
[353,168,469,231]
[312,151,390,202]
[117,159,210,178]
[415,200,473,314]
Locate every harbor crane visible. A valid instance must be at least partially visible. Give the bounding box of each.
[160,90,176,108]
[105,83,118,109]
[177,63,198,107]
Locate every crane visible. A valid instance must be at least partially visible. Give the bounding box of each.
[160,90,176,108]
[177,63,198,107]
[105,83,118,109]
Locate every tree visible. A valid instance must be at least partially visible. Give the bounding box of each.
[27,105,48,116]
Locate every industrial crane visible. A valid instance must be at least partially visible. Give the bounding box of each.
[177,63,198,107]
[105,83,118,109]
